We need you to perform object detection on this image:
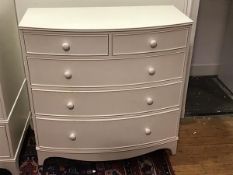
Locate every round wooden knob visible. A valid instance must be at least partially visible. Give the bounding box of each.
[150,40,157,48]
[64,70,72,79]
[145,128,152,135]
[62,42,71,52]
[69,133,76,141]
[146,97,154,105]
[67,101,74,110]
[148,67,156,76]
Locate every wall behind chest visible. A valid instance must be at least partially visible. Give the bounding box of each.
[191,0,231,75]
[15,0,187,22]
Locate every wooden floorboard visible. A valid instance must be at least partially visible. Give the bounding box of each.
[170,115,233,175]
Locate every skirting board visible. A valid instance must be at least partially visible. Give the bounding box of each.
[190,64,219,76]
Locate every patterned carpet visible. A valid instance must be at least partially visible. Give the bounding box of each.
[1,128,175,175]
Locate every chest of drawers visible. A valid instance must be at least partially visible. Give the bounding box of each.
[19,6,192,164]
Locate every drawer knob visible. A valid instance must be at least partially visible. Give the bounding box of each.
[146,97,154,105]
[62,42,71,52]
[148,67,156,76]
[150,40,157,48]
[64,70,72,79]
[145,128,152,135]
[67,101,74,110]
[69,133,76,141]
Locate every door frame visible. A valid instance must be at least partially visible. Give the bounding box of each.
[181,0,200,118]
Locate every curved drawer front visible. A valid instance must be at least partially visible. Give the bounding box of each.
[113,29,188,55]
[36,109,180,150]
[32,82,182,116]
[23,33,109,56]
[28,52,185,87]
[0,126,10,157]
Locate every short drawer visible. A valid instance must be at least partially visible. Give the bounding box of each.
[23,33,109,56]
[36,109,180,150]
[0,126,10,157]
[32,82,182,117]
[113,29,188,55]
[28,52,185,87]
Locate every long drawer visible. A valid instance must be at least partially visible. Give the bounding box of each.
[23,33,109,56]
[0,125,10,157]
[113,29,189,55]
[36,109,180,150]
[28,52,185,87]
[32,82,182,117]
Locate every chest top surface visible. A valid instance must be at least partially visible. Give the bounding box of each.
[19,6,192,32]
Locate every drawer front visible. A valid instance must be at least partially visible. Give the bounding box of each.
[28,52,185,87]
[32,82,182,116]
[36,109,180,149]
[23,33,109,56]
[0,126,10,157]
[113,29,188,55]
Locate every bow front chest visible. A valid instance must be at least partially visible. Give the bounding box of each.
[19,6,192,164]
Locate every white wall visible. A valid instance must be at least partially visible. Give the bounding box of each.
[15,0,187,22]
[218,1,233,91]
[191,0,231,76]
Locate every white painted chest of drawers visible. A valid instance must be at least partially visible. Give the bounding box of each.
[19,6,192,164]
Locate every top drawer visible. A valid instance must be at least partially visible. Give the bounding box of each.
[23,33,109,56]
[113,29,189,55]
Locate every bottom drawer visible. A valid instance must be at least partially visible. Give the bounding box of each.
[0,126,10,157]
[36,109,180,151]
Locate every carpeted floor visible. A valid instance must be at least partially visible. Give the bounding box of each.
[1,128,175,175]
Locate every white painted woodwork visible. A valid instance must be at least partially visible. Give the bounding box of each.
[19,6,192,31]
[36,109,180,150]
[112,29,189,55]
[23,33,109,56]
[0,85,29,157]
[7,83,30,155]
[36,141,178,162]
[0,100,3,119]
[32,82,182,117]
[187,0,200,47]
[0,126,10,157]
[0,0,25,118]
[28,52,186,88]
[16,0,188,23]
[0,82,30,173]
[19,6,192,162]
[0,0,30,173]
